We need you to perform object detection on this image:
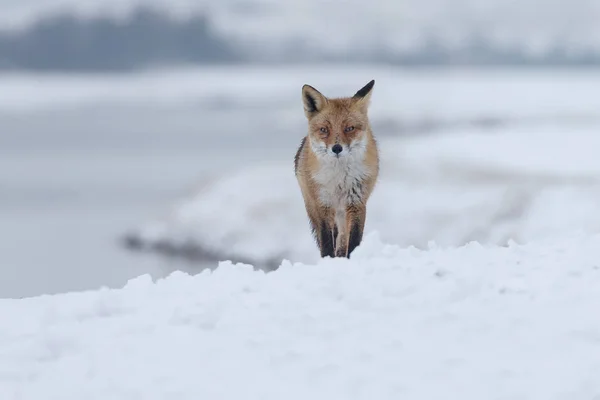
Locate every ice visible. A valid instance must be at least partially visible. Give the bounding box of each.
[2,232,600,399]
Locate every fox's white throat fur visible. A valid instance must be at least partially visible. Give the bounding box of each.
[311,135,370,208]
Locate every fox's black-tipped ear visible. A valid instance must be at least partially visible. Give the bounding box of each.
[354,80,375,99]
[302,84,327,118]
[353,79,375,112]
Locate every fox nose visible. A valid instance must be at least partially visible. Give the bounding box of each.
[332,144,343,154]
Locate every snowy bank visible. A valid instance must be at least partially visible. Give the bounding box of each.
[3,232,600,399]
[124,123,600,268]
[2,66,600,121]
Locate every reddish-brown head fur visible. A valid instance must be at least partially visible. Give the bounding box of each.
[301,80,375,157]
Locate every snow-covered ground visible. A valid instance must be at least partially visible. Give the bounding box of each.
[3,65,600,397]
[2,232,600,399]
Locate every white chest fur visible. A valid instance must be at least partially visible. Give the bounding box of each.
[312,148,370,209]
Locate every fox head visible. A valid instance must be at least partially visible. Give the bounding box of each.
[301,80,375,159]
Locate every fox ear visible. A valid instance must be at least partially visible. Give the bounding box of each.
[353,79,375,112]
[302,84,327,117]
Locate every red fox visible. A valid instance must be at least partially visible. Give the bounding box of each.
[294,80,379,259]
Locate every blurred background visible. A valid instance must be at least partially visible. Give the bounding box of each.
[2,0,600,298]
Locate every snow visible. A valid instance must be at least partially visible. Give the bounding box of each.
[2,67,600,121]
[130,121,600,267]
[2,232,600,399]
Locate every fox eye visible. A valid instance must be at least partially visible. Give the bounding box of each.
[344,126,355,133]
[319,127,328,134]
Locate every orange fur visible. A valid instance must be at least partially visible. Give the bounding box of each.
[294,80,379,258]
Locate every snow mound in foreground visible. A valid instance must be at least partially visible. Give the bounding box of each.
[126,124,600,267]
[3,232,600,399]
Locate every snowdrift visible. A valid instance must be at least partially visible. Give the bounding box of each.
[125,123,600,268]
[3,232,600,399]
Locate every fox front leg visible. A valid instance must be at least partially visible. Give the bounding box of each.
[344,204,366,258]
[334,208,348,258]
[313,207,335,258]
